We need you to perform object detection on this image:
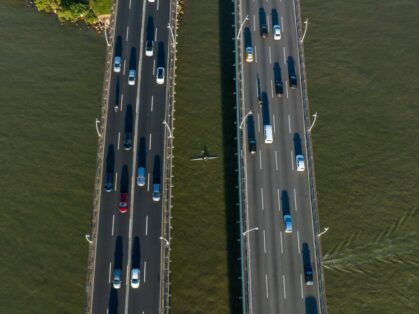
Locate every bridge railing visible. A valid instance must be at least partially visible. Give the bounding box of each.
[293,0,327,313]
[84,1,118,313]
[159,0,179,313]
[233,0,251,312]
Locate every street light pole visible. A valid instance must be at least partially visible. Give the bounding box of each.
[104,22,111,47]
[239,110,253,129]
[308,112,317,132]
[159,236,170,246]
[242,227,259,236]
[317,227,329,238]
[301,18,309,43]
[163,120,173,139]
[236,15,249,40]
[167,23,175,48]
[85,234,93,244]
[95,118,101,137]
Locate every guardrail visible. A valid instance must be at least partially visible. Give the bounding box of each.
[293,0,327,313]
[84,1,118,313]
[159,0,179,312]
[233,0,250,313]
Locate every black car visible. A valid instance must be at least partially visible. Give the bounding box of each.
[124,131,132,151]
[304,264,314,285]
[287,56,297,89]
[275,80,283,97]
[247,115,257,154]
[260,24,268,38]
[104,172,113,192]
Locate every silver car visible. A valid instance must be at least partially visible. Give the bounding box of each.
[112,269,122,289]
[113,56,122,73]
[156,67,165,85]
[128,69,136,86]
[131,268,140,288]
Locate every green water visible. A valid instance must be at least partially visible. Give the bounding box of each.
[0,1,105,312]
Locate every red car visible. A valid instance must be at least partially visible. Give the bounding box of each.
[119,193,128,213]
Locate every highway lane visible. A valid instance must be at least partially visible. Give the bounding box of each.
[126,0,171,312]
[90,0,172,313]
[240,0,321,313]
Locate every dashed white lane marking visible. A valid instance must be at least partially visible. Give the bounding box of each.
[261,187,264,210]
[275,150,278,171]
[288,114,291,133]
[265,274,269,299]
[259,150,262,170]
[143,261,147,283]
[120,93,124,111]
[253,15,256,31]
[147,173,150,191]
[126,26,129,41]
[255,45,258,63]
[270,79,274,98]
[263,229,267,254]
[280,231,283,253]
[257,113,261,133]
[117,132,121,150]
[297,230,301,252]
[108,262,112,283]
[283,274,287,299]
[269,46,272,64]
[151,95,154,112]
[283,47,286,64]
[300,274,304,299]
[272,114,276,134]
[294,187,298,211]
[155,28,158,42]
[291,150,294,170]
[112,214,115,236]
[114,172,118,191]
[145,215,149,236]
[277,189,281,211]
[149,133,152,150]
[129,0,132,9]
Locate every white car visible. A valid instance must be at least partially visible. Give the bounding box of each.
[145,40,154,57]
[148,0,155,2]
[296,154,305,171]
[273,25,281,40]
[113,56,121,73]
[245,47,253,63]
[131,268,140,288]
[284,215,293,233]
[152,183,161,202]
[112,269,122,289]
[156,67,165,85]
[128,69,136,86]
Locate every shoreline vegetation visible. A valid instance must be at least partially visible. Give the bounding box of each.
[29,0,111,31]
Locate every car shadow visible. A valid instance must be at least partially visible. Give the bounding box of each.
[156,42,165,68]
[152,155,161,183]
[125,105,133,132]
[129,47,137,70]
[281,190,290,216]
[114,35,122,58]
[120,165,129,193]
[106,145,115,173]
[138,137,147,168]
[271,8,279,26]
[261,92,270,126]
[293,133,302,156]
[108,287,118,314]
[146,16,154,41]
[273,62,282,82]
[305,296,318,314]
[114,236,123,269]
[132,236,141,268]
[244,27,252,48]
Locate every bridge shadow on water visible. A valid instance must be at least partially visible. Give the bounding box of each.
[219,0,242,312]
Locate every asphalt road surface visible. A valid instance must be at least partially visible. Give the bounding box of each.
[240,0,321,313]
[90,0,172,313]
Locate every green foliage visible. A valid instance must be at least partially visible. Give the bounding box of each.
[34,0,99,25]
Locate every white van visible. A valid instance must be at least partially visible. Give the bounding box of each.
[264,125,273,144]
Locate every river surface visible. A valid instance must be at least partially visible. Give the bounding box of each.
[0,1,105,312]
